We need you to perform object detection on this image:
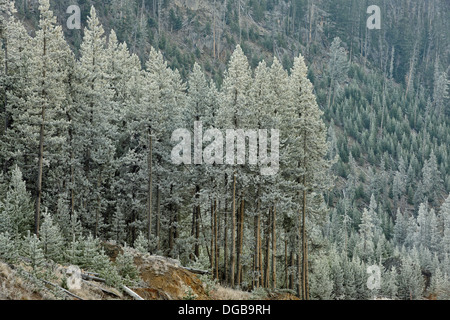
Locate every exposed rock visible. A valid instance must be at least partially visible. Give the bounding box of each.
[101,242,124,262]
[133,253,209,300]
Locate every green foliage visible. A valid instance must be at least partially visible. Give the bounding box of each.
[0,232,18,263]
[39,209,65,263]
[115,247,140,286]
[21,231,46,277]
[0,166,34,239]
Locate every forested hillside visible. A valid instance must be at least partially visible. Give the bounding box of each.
[0,0,449,300]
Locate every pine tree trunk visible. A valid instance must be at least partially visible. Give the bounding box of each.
[264,207,272,288]
[194,185,200,258]
[95,174,102,238]
[236,198,244,288]
[2,36,8,174]
[210,199,215,273]
[272,204,277,289]
[224,195,228,284]
[213,0,216,60]
[214,199,219,280]
[284,237,288,288]
[230,173,236,287]
[254,197,261,288]
[35,30,47,238]
[289,248,295,290]
[190,205,196,261]
[147,131,153,251]
[301,186,308,300]
[156,184,161,252]
[168,186,174,256]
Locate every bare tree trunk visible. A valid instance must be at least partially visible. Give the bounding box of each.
[230,173,237,287]
[95,174,102,238]
[259,211,263,288]
[147,131,153,251]
[213,0,216,60]
[156,184,161,251]
[289,248,294,290]
[272,204,277,289]
[264,207,272,288]
[158,0,162,36]
[254,197,261,288]
[301,186,308,300]
[2,35,8,173]
[214,199,219,280]
[224,196,228,284]
[193,185,200,258]
[238,0,241,43]
[35,29,47,238]
[284,236,288,289]
[236,198,244,288]
[210,200,214,272]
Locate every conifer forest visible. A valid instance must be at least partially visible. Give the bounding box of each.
[0,0,449,301]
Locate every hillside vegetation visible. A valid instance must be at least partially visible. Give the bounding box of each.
[0,0,449,300]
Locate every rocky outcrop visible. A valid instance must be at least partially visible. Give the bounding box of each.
[133,254,209,300]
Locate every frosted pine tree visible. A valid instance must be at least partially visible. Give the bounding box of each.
[116,246,139,286]
[329,247,345,299]
[0,231,18,263]
[356,209,375,262]
[72,6,116,237]
[134,231,149,254]
[216,45,253,288]
[309,255,333,300]
[422,151,443,205]
[21,231,46,277]
[109,205,127,245]
[416,203,431,249]
[397,253,425,300]
[0,0,34,171]
[39,209,65,263]
[184,62,219,261]
[106,29,146,246]
[327,37,348,107]
[404,213,419,249]
[79,234,101,270]
[441,195,450,257]
[393,209,407,247]
[430,267,445,299]
[0,165,34,238]
[290,52,331,299]
[54,193,72,241]
[381,266,398,300]
[19,0,72,236]
[141,46,186,250]
[433,68,449,118]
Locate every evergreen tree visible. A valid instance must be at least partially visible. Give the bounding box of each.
[290,52,331,299]
[39,209,65,263]
[0,231,18,263]
[381,266,398,300]
[310,255,333,300]
[72,6,116,237]
[116,246,140,286]
[19,0,72,236]
[134,231,149,254]
[21,231,46,277]
[397,253,425,300]
[0,165,34,238]
[327,37,348,107]
[356,209,375,262]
